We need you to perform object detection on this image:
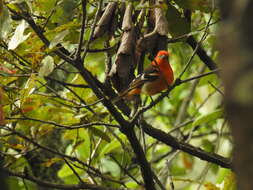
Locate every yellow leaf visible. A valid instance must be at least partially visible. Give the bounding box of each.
[204,182,220,190]
[9,144,26,150]
[182,153,193,169]
[42,158,62,167]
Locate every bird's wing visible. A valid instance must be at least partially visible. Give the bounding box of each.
[127,66,160,91]
[112,66,160,102]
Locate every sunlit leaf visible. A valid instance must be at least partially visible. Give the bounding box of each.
[49,30,69,49]
[21,74,37,102]
[58,162,83,179]
[88,127,111,142]
[77,129,90,160]
[125,181,139,189]
[9,143,26,150]
[170,164,186,176]
[100,158,121,178]
[202,139,215,153]
[192,109,224,127]
[99,134,125,158]
[21,97,41,114]
[204,182,220,190]
[216,169,236,190]
[8,20,31,50]
[38,56,55,77]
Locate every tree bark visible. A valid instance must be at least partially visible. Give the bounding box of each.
[219,1,253,189]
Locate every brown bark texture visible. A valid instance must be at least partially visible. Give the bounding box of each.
[219,0,253,189]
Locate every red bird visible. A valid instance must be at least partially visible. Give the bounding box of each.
[116,50,174,100]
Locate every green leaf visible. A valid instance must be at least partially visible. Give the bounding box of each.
[39,56,55,77]
[22,74,37,98]
[175,0,212,12]
[63,128,90,160]
[100,158,120,178]
[8,20,31,50]
[192,109,224,127]
[125,181,139,189]
[216,169,236,190]
[166,3,190,38]
[77,129,91,160]
[49,30,69,49]
[58,162,83,180]
[202,139,215,152]
[0,5,12,39]
[99,134,126,158]
[50,0,77,24]
[170,164,186,176]
[0,70,12,77]
[88,127,111,142]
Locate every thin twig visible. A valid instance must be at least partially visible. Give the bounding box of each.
[179,11,215,79]
[6,117,120,129]
[63,158,84,184]
[42,0,59,29]
[208,81,224,96]
[76,0,87,58]
[1,126,101,173]
[0,167,125,190]
[110,155,142,186]
[81,0,103,63]
[45,76,89,88]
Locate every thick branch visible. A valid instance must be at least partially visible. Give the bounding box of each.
[76,63,156,190]
[141,121,232,169]
[120,128,156,190]
[187,36,217,70]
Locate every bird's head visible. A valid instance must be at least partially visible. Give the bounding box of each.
[157,50,169,59]
[152,50,170,66]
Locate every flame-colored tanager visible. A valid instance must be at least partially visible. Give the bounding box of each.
[117,50,174,100]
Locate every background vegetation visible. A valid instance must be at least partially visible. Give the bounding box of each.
[0,0,241,189]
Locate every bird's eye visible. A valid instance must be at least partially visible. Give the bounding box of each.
[158,55,168,59]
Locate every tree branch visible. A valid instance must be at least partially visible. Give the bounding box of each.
[76,0,87,58]
[1,168,126,190]
[75,62,156,189]
[2,127,100,173]
[141,121,232,169]
[6,117,120,129]
[187,36,217,70]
